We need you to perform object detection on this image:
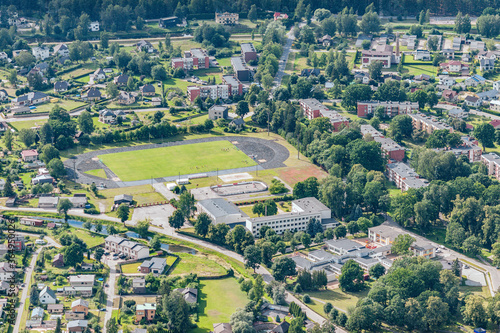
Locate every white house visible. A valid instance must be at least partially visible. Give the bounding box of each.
[89,21,99,32]
[92,68,106,81]
[439,75,455,87]
[39,286,57,304]
[53,44,69,57]
[414,49,431,61]
[0,262,15,281]
[464,95,481,107]
[104,235,150,259]
[493,81,500,91]
[32,46,50,60]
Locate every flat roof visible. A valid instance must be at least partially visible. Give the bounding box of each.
[293,197,330,213]
[198,198,248,218]
[231,57,248,71]
[241,43,256,53]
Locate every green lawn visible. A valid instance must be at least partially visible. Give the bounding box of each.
[306,288,369,313]
[84,169,107,179]
[191,278,248,333]
[217,57,232,67]
[93,184,166,212]
[121,262,141,274]
[10,119,47,131]
[171,253,227,277]
[403,64,438,76]
[33,100,87,113]
[66,229,105,248]
[99,140,257,181]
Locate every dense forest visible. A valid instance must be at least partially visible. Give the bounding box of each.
[5,0,500,22]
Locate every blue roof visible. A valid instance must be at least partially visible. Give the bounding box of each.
[31,307,44,319]
[472,74,486,82]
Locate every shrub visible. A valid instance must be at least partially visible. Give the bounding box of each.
[302,294,311,303]
[323,302,333,314]
[84,208,100,215]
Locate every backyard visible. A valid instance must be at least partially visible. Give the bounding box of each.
[98,140,257,181]
[171,252,227,277]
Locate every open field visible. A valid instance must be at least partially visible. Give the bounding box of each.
[306,287,370,313]
[99,141,257,181]
[10,119,48,131]
[93,184,166,211]
[33,100,87,113]
[191,278,248,333]
[65,229,106,247]
[171,252,227,277]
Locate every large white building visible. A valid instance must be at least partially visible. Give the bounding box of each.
[104,236,150,259]
[245,197,336,237]
[0,262,15,281]
[32,46,50,60]
[482,153,500,181]
[197,198,248,226]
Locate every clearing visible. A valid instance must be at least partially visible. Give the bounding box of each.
[171,252,227,277]
[98,141,257,181]
[191,278,248,333]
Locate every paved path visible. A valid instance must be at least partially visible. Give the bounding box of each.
[271,26,296,95]
[0,206,120,223]
[102,258,118,332]
[470,109,500,121]
[13,246,44,333]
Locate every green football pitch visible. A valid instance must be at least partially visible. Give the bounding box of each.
[98,141,257,182]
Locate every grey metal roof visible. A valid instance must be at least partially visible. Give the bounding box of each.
[293,197,330,213]
[198,198,247,218]
[114,194,133,202]
[325,239,365,252]
[231,57,248,71]
[140,257,166,270]
[241,43,256,53]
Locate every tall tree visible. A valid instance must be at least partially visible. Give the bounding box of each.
[57,198,73,222]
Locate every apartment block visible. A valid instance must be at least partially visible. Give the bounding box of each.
[221,75,243,96]
[482,153,500,180]
[360,125,405,161]
[298,99,349,131]
[245,197,336,237]
[187,85,229,102]
[368,224,435,258]
[231,57,251,81]
[357,101,419,118]
[361,45,398,68]
[433,136,482,163]
[386,162,428,191]
[410,113,453,134]
[171,48,209,71]
[104,235,150,259]
[241,43,257,63]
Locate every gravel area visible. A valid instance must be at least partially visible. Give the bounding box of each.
[64,136,290,188]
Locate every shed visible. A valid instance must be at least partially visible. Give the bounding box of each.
[114,194,133,205]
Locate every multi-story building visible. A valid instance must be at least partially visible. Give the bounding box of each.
[360,125,405,161]
[53,44,69,57]
[298,99,349,131]
[231,57,251,81]
[187,85,229,102]
[32,46,50,60]
[222,75,243,96]
[433,136,482,163]
[361,45,398,68]
[357,101,419,118]
[104,235,150,259]
[215,12,239,25]
[198,198,248,226]
[440,60,469,73]
[245,197,336,237]
[89,21,99,31]
[368,224,435,258]
[136,303,156,322]
[482,153,500,180]
[241,43,257,63]
[410,113,453,134]
[171,48,210,71]
[386,162,428,191]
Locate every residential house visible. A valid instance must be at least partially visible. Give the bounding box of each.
[0,262,15,281]
[464,95,481,107]
[354,72,370,84]
[32,46,50,60]
[54,81,69,92]
[440,61,468,73]
[20,217,43,226]
[229,118,245,130]
[59,286,93,297]
[0,52,9,61]
[414,49,431,61]
[83,87,101,101]
[442,49,454,59]
[117,91,135,105]
[52,254,64,267]
[0,89,8,101]
[439,75,456,87]
[442,90,458,102]
[89,21,99,31]
[11,91,49,107]
[174,288,198,304]
[93,69,106,81]
[21,149,39,162]
[140,258,167,275]
[491,100,500,112]
[213,323,233,333]
[493,81,500,91]
[66,312,86,320]
[114,74,129,86]
[300,68,320,77]
[33,175,55,186]
[31,307,44,320]
[71,299,89,315]
[215,12,238,25]
[47,304,64,314]
[67,320,89,333]
[448,108,466,118]
[104,235,149,259]
[99,109,116,124]
[39,286,57,304]
[477,89,499,101]
[464,74,486,87]
[140,84,155,96]
[151,97,161,106]
[136,40,155,53]
[68,195,88,208]
[208,105,228,120]
[53,44,69,57]
[480,58,495,71]
[271,322,290,333]
[133,278,146,293]
[462,53,471,62]
[273,12,288,20]
[114,194,133,205]
[318,35,332,47]
[136,303,156,322]
[69,275,95,288]
[10,235,25,251]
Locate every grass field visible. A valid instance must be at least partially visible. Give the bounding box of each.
[93,184,166,212]
[10,119,47,131]
[306,287,369,313]
[98,141,257,181]
[84,169,107,179]
[191,278,248,333]
[66,229,106,247]
[171,253,227,277]
[33,100,87,113]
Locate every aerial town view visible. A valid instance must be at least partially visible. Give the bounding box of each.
[4,1,500,333]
